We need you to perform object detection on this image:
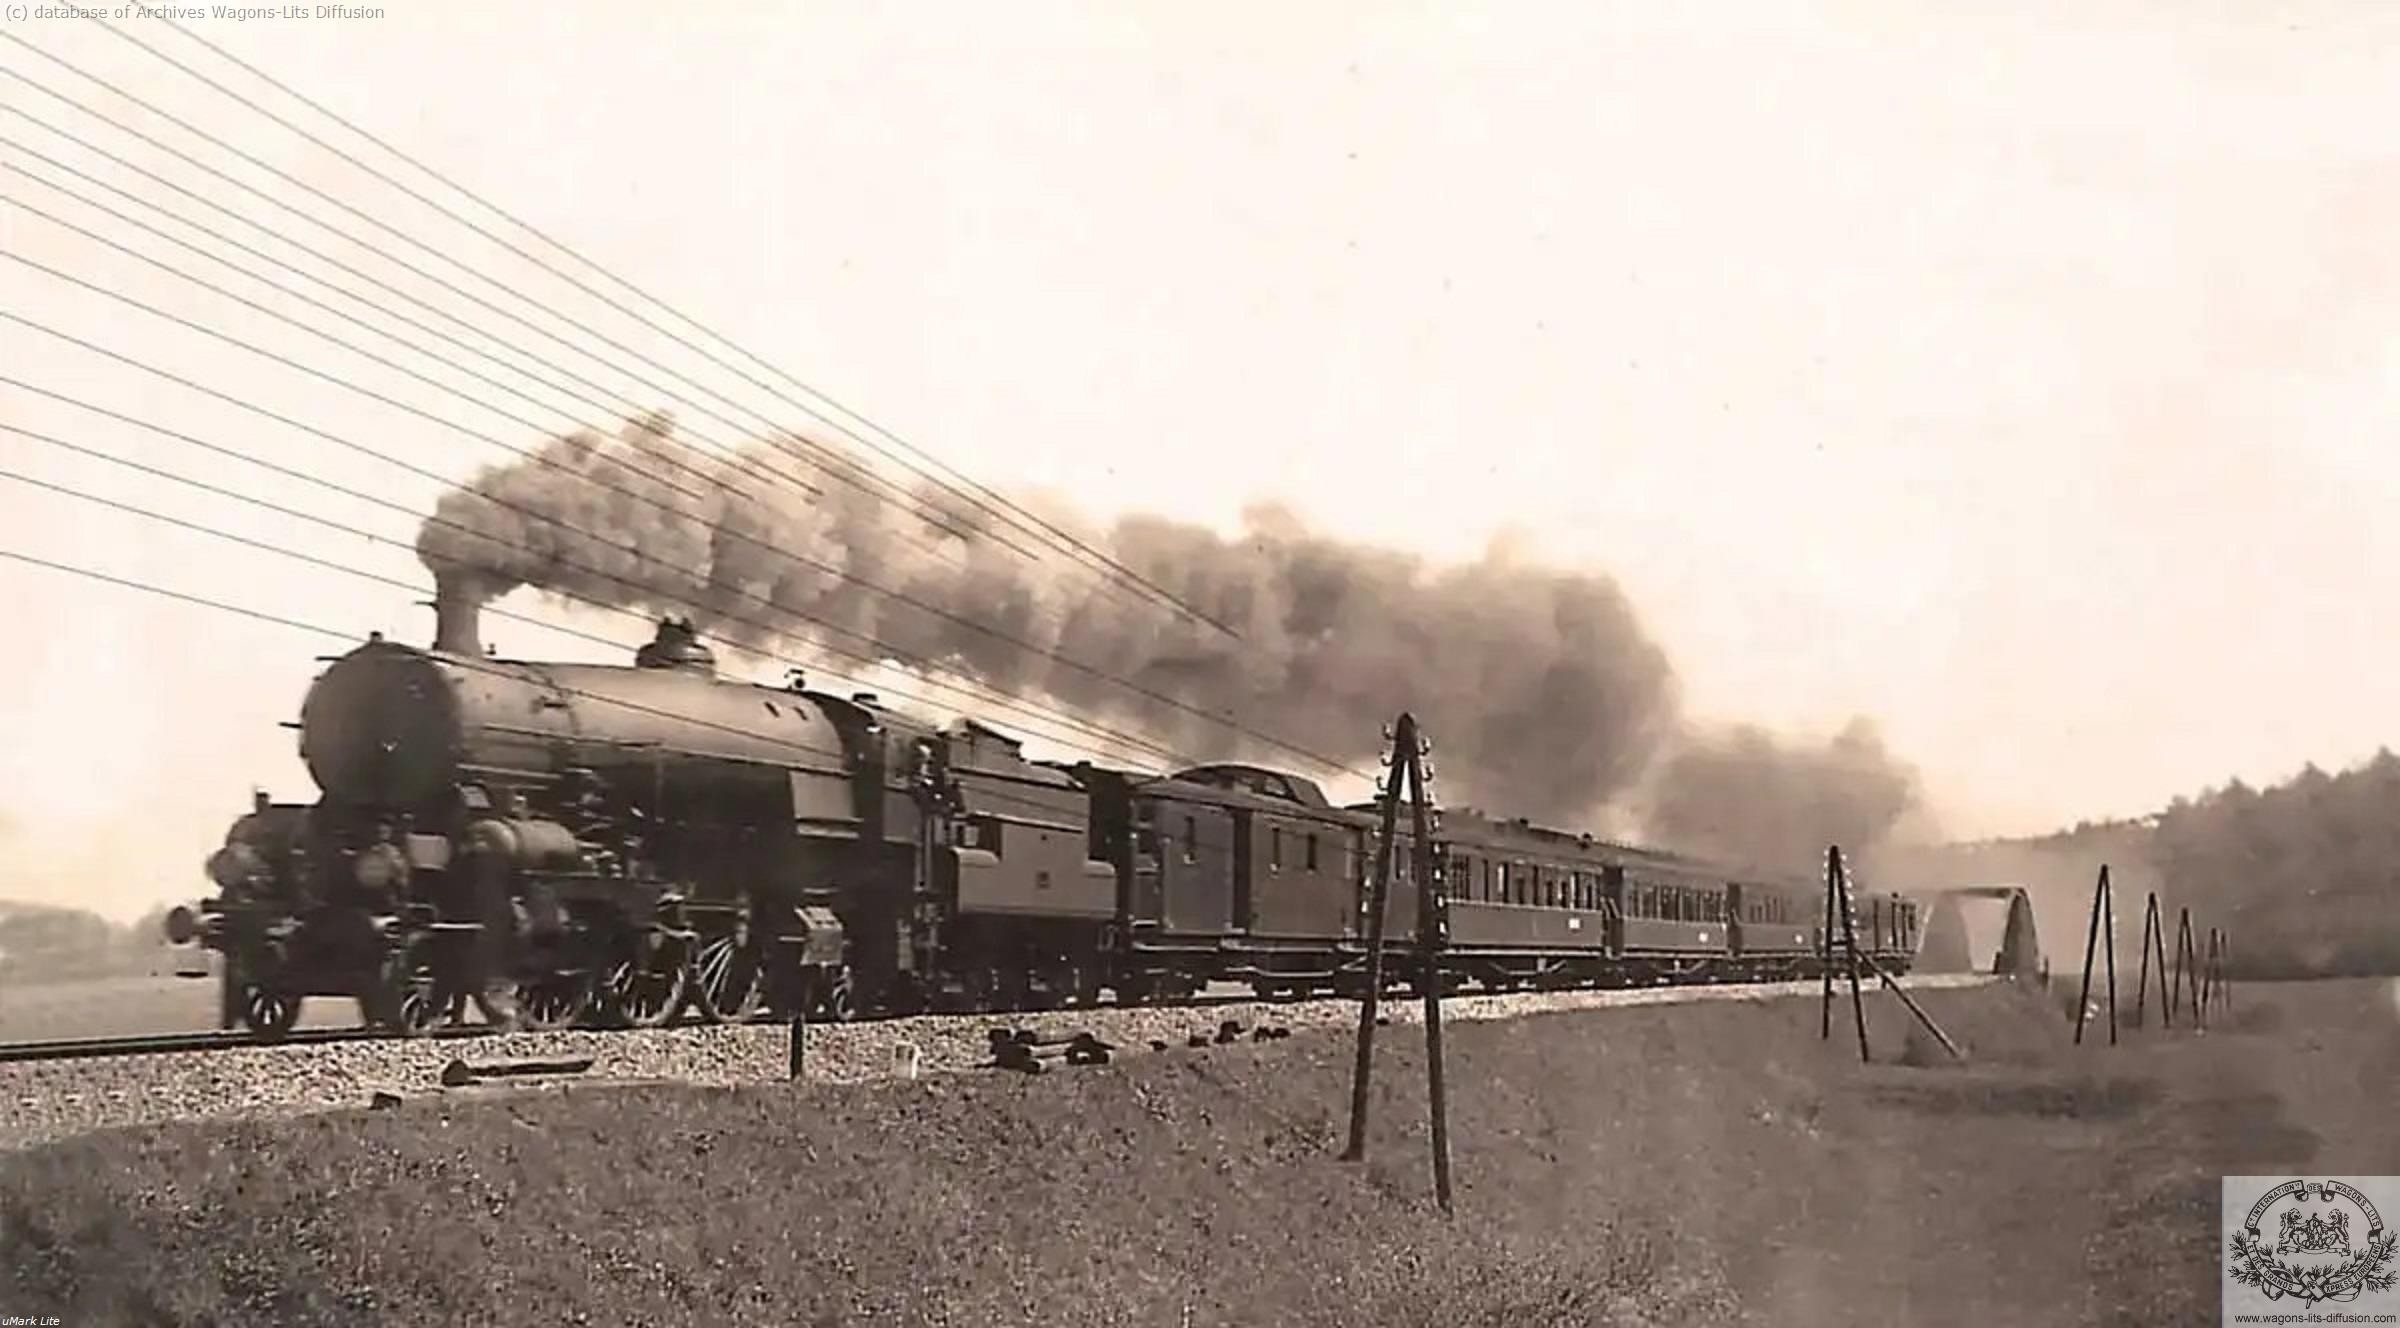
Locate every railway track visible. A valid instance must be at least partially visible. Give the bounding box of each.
[0,989,1293,1066]
[0,1024,496,1065]
[0,974,1981,1066]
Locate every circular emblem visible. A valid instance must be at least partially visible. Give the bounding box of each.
[2229,1180,2400,1304]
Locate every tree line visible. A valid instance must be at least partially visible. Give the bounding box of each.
[2149,748,2400,979]
[0,902,178,985]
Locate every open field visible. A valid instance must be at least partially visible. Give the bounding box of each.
[2,975,2390,1326]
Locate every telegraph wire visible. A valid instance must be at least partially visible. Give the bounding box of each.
[0,410,1204,770]
[0,32,1372,781]
[117,14,1244,640]
[0,56,1308,765]
[0,39,1037,564]
[0,122,999,574]
[0,546,865,771]
[0,460,1184,772]
[0,187,758,502]
[0,72,968,539]
[0,140,829,516]
[0,292,1361,776]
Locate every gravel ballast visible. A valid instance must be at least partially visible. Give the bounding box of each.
[0,974,1999,1151]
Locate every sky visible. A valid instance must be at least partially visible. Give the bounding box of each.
[3,1,2398,921]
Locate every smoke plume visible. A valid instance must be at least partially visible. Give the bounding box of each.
[1637,718,1931,872]
[417,415,1926,849]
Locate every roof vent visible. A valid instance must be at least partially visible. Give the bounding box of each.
[851,692,880,707]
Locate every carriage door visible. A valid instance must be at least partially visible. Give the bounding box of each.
[1602,864,1627,953]
[1230,812,1254,933]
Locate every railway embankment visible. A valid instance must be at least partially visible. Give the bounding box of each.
[7,976,2254,1328]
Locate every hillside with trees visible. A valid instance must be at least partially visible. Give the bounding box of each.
[1887,749,2400,980]
[2149,749,2400,978]
[0,903,175,985]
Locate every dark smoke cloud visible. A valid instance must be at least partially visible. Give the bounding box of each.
[418,415,1924,848]
[1636,718,1930,871]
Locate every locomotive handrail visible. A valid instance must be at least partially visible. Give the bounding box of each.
[460,740,854,780]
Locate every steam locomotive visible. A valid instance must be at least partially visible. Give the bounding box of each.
[162,598,1923,1037]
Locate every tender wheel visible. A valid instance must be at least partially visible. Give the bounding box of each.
[599,941,689,1029]
[241,984,301,1040]
[689,928,760,1025]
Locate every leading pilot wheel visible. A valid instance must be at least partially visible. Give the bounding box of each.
[241,985,301,1041]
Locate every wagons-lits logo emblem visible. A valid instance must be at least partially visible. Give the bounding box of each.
[2228,1180,2400,1304]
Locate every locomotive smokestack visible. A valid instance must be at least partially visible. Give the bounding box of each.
[432,572,484,656]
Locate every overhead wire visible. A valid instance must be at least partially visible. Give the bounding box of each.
[0,35,1044,563]
[0,404,1205,771]
[117,14,1243,640]
[0,546,864,771]
[0,26,1381,788]
[0,271,1356,777]
[0,65,1356,772]
[0,458,1164,774]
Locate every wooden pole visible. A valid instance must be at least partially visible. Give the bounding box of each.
[1405,732,1452,1215]
[1834,847,1870,1063]
[2101,867,2118,1046]
[2074,868,2104,1045]
[2133,892,2162,1028]
[2173,908,2199,1028]
[1819,846,1839,1040]
[1862,951,1963,1058]
[1341,715,1408,1164]
[788,999,807,1081]
[2200,928,2219,1022]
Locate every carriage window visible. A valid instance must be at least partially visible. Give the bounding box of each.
[1271,826,1283,872]
[1183,816,1197,865]
[1306,833,1319,873]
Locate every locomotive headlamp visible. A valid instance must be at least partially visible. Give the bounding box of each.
[162,905,198,945]
[353,842,409,891]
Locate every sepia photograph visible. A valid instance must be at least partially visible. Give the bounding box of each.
[1,3,2395,1324]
